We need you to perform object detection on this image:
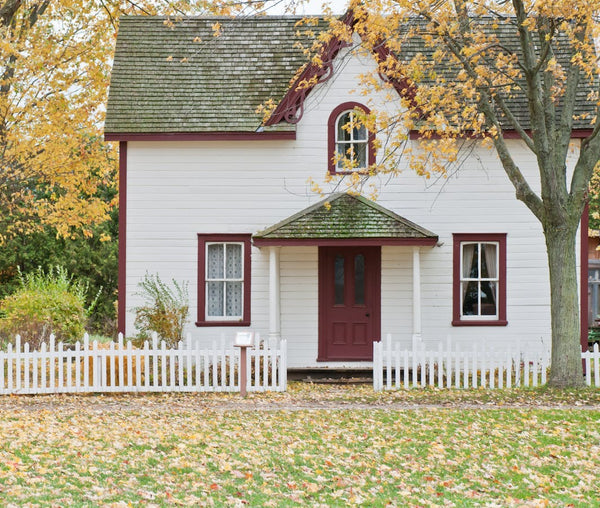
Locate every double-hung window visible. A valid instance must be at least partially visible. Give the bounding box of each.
[335,110,368,171]
[452,233,507,326]
[197,234,251,326]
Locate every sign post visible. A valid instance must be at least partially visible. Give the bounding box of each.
[234,332,254,397]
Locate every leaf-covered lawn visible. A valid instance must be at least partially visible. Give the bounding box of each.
[0,384,599,506]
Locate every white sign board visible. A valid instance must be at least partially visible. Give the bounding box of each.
[234,332,255,347]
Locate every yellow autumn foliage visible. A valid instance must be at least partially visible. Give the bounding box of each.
[0,0,247,243]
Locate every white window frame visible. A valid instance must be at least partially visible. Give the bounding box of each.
[205,241,245,321]
[335,110,369,171]
[459,241,499,320]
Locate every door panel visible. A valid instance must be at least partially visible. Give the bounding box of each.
[318,246,381,361]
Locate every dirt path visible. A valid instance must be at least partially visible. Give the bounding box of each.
[1,384,599,412]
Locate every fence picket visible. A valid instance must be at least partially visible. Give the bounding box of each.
[454,349,460,389]
[32,346,39,392]
[15,336,22,392]
[7,343,13,393]
[264,340,270,390]
[281,339,288,391]
[584,349,591,386]
[0,347,5,393]
[23,342,30,391]
[588,342,600,388]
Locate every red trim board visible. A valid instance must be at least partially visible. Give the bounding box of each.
[452,233,508,327]
[196,234,252,327]
[117,141,127,335]
[105,131,296,142]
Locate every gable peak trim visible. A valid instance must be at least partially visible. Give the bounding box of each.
[264,11,415,127]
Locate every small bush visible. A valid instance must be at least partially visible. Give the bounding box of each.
[0,266,98,349]
[133,273,189,348]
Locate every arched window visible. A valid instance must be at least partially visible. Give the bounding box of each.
[328,102,375,174]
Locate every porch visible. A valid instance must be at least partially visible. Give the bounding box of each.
[252,193,438,367]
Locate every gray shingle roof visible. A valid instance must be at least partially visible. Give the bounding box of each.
[253,193,438,240]
[399,18,596,131]
[105,16,327,134]
[105,15,596,134]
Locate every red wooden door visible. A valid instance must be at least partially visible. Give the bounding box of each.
[318,246,381,361]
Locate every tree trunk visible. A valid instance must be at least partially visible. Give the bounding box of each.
[544,222,584,387]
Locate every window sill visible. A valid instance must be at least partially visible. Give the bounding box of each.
[195,321,251,327]
[452,319,508,327]
[329,169,370,176]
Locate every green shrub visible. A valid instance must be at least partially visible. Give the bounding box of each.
[133,273,189,348]
[0,266,98,349]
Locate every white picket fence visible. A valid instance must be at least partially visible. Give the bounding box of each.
[0,333,287,395]
[373,335,600,391]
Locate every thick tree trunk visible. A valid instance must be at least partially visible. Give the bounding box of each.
[544,222,584,387]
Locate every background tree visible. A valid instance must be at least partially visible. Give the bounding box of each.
[589,169,600,231]
[322,0,600,386]
[1,0,263,334]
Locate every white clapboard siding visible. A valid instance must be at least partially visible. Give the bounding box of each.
[371,334,593,391]
[0,333,287,395]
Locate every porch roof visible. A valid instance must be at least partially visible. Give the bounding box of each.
[253,193,438,246]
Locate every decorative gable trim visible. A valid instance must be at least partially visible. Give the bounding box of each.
[265,11,416,127]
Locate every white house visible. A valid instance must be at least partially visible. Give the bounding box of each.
[105,14,589,369]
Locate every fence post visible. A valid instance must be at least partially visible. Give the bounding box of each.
[236,345,249,397]
[373,341,382,391]
[0,344,4,395]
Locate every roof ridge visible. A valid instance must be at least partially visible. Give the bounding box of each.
[119,14,323,20]
[254,193,346,238]
[352,195,437,238]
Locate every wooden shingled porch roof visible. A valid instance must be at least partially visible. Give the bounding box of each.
[252,193,438,246]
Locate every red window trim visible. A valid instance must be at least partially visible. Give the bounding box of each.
[196,234,251,327]
[328,102,376,175]
[452,233,507,326]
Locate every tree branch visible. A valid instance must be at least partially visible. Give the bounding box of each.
[0,0,21,27]
[556,23,585,170]
[418,5,544,219]
[512,0,552,173]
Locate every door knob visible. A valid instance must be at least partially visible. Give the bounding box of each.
[365,313,370,317]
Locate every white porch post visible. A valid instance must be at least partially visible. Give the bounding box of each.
[412,246,422,345]
[268,246,281,341]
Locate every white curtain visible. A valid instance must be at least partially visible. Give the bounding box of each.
[207,243,243,317]
[462,243,476,300]
[484,243,497,304]
[207,244,224,278]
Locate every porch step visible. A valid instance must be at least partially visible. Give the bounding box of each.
[289,369,373,384]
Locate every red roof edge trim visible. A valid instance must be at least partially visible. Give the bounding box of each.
[265,10,416,127]
[371,42,417,107]
[409,128,594,140]
[252,237,438,247]
[104,131,296,142]
[264,12,354,126]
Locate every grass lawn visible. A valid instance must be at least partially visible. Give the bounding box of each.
[0,384,598,506]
